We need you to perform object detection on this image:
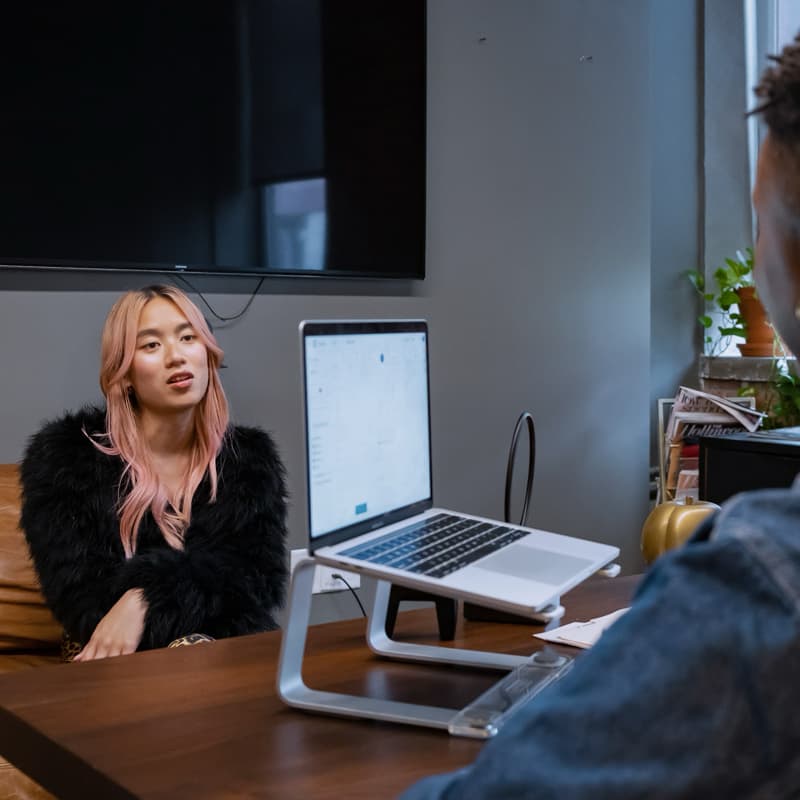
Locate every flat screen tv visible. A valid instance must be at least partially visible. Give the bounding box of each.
[0,2,426,279]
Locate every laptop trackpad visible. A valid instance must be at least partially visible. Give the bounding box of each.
[476,544,595,586]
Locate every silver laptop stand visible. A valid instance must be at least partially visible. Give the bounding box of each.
[276,558,574,737]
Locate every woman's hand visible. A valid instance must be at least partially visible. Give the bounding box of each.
[73,589,148,661]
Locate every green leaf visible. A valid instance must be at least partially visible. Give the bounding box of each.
[686,269,705,291]
[719,289,739,309]
[726,258,752,279]
[698,315,712,328]
[713,266,730,286]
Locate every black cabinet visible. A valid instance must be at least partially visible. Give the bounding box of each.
[699,429,800,503]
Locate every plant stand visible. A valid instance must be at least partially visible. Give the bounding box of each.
[699,355,791,412]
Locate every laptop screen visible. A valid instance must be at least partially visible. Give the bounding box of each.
[302,321,432,543]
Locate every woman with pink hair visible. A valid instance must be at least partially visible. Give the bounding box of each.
[19,285,288,660]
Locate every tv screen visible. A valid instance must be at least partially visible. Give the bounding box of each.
[0,1,426,279]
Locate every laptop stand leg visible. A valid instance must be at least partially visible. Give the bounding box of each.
[366,580,530,670]
[276,561,566,736]
[277,559,456,730]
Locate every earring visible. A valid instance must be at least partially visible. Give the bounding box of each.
[794,305,800,322]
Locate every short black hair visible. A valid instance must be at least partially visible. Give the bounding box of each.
[753,34,800,142]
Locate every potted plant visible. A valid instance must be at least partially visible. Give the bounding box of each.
[687,248,775,357]
[688,248,800,429]
[740,364,800,429]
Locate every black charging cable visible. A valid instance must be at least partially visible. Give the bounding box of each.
[503,411,536,526]
[332,573,367,617]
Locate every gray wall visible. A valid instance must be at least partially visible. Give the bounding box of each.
[649,0,703,463]
[1,0,665,621]
[704,0,753,270]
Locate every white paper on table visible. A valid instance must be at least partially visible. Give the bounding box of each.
[533,607,630,650]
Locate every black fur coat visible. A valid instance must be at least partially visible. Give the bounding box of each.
[20,407,288,650]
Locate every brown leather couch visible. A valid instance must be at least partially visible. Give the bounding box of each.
[0,464,62,799]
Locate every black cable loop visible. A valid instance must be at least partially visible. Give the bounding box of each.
[173,275,265,322]
[503,411,536,526]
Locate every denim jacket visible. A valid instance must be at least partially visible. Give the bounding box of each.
[401,486,800,799]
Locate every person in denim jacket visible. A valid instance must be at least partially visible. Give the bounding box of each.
[401,33,800,800]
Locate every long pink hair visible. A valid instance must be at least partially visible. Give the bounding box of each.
[94,285,229,557]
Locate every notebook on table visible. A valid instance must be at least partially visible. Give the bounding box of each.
[301,319,619,617]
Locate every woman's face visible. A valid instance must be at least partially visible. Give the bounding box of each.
[127,296,210,417]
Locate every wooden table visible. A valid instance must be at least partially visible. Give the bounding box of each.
[0,575,639,799]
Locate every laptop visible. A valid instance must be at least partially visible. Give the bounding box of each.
[301,319,619,617]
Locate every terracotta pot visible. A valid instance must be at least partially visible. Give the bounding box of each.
[736,286,774,356]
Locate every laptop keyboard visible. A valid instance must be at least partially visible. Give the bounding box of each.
[340,513,527,578]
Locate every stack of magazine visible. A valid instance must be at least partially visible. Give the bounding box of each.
[660,386,765,502]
